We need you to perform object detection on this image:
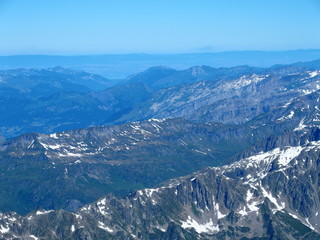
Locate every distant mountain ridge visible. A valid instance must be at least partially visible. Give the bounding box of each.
[1,49,320,78]
[1,60,320,138]
[0,66,114,92]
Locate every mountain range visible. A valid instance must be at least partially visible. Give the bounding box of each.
[0,127,320,239]
[1,59,320,138]
[1,59,320,239]
[1,50,320,78]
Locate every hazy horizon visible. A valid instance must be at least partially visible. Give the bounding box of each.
[1,49,320,78]
[1,48,320,57]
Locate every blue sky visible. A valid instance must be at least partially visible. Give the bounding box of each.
[0,0,319,55]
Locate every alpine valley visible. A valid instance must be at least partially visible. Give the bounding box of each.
[1,59,320,239]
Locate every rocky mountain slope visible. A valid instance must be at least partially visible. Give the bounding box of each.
[1,89,320,215]
[1,129,320,239]
[0,118,253,214]
[121,68,320,125]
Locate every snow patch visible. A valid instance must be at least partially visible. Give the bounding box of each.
[222,74,268,89]
[276,146,302,166]
[35,210,53,215]
[49,133,59,139]
[309,71,320,78]
[277,111,294,121]
[261,186,285,213]
[97,198,109,215]
[58,152,83,157]
[40,142,63,150]
[194,149,207,155]
[98,221,114,233]
[214,203,227,219]
[181,216,219,233]
[144,188,159,198]
[148,118,166,123]
[0,225,9,233]
[29,235,39,240]
[294,117,307,131]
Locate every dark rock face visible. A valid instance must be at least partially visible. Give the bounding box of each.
[1,135,320,239]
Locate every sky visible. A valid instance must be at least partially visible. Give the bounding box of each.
[0,0,320,55]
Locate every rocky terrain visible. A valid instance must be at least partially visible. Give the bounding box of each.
[1,87,320,215]
[1,128,320,239]
[0,118,254,214]
[0,60,320,239]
